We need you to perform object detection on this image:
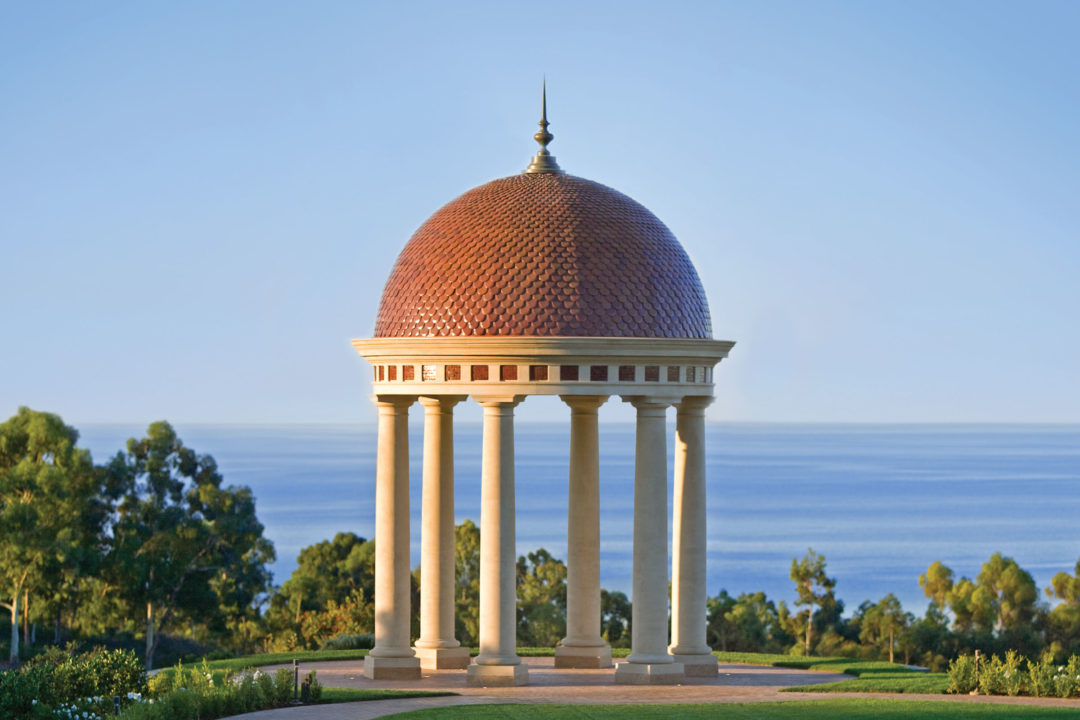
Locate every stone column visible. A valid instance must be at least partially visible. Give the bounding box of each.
[555,395,612,669]
[365,395,420,680]
[670,396,717,676]
[615,396,685,684]
[467,395,529,687]
[414,395,471,670]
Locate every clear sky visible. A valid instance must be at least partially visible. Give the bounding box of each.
[2,1,1078,425]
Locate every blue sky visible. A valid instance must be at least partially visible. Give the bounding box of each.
[2,1,1078,425]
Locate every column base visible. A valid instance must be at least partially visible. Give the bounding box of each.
[364,655,421,680]
[554,644,613,669]
[614,661,685,685]
[672,652,718,677]
[413,645,471,670]
[466,663,529,687]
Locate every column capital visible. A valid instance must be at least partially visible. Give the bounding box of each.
[559,395,608,412]
[374,395,417,411]
[472,394,526,410]
[676,396,714,414]
[621,395,680,413]
[419,395,468,411]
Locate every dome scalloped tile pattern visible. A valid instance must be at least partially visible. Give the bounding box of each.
[373,173,712,339]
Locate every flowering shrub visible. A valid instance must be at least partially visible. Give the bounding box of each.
[119,661,320,720]
[1051,655,1080,698]
[0,648,147,720]
[1002,650,1025,696]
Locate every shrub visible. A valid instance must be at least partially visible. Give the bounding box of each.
[1028,651,1057,698]
[978,654,1005,696]
[946,653,977,694]
[1002,649,1026,696]
[0,647,147,720]
[320,632,374,650]
[1052,655,1080,698]
[306,669,323,702]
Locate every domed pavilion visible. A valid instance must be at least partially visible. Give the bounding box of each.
[353,91,734,686]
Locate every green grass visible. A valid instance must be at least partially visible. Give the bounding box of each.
[784,671,951,695]
[510,647,631,658]
[387,700,1080,719]
[157,648,370,675]
[319,687,455,704]
[713,650,952,695]
[714,651,915,676]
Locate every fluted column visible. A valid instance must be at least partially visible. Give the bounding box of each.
[555,395,612,668]
[467,395,529,687]
[670,396,717,676]
[615,396,685,685]
[365,395,420,680]
[414,395,471,670]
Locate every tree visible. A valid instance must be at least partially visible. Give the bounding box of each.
[0,408,104,665]
[1046,558,1080,657]
[707,590,783,653]
[107,421,274,669]
[977,552,1039,632]
[859,593,909,663]
[600,589,631,647]
[454,520,481,647]
[516,548,567,647]
[278,532,374,621]
[919,561,954,612]
[790,548,836,655]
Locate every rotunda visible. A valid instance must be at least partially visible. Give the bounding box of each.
[353,90,734,686]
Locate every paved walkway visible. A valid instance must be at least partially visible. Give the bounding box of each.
[227,656,1080,719]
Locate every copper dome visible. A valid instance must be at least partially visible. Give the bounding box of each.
[373,172,712,339]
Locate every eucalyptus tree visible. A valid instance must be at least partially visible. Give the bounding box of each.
[106,421,273,669]
[859,593,910,663]
[1046,558,1080,657]
[0,407,106,665]
[790,548,836,655]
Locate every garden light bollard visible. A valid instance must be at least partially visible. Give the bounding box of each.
[113,696,120,715]
[293,658,299,702]
[973,650,980,695]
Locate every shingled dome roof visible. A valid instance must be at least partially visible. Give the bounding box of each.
[373,171,712,339]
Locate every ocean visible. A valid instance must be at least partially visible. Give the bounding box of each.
[78,423,1080,615]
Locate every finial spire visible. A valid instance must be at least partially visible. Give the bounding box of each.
[525,79,562,174]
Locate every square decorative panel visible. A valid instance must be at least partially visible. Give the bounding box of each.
[500,365,518,381]
[388,365,397,381]
[619,365,635,381]
[667,366,679,382]
[402,365,415,381]
[422,365,437,381]
[560,365,580,381]
[590,365,608,381]
[529,365,548,381]
[644,366,659,382]
[686,366,696,382]
[471,365,489,381]
[445,365,461,381]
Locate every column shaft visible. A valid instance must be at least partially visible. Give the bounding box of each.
[670,396,718,675]
[467,396,528,686]
[615,396,684,685]
[415,396,471,669]
[366,395,420,680]
[556,395,612,669]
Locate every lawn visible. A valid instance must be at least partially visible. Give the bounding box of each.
[319,687,455,703]
[714,650,951,694]
[388,700,1080,719]
[160,648,371,674]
